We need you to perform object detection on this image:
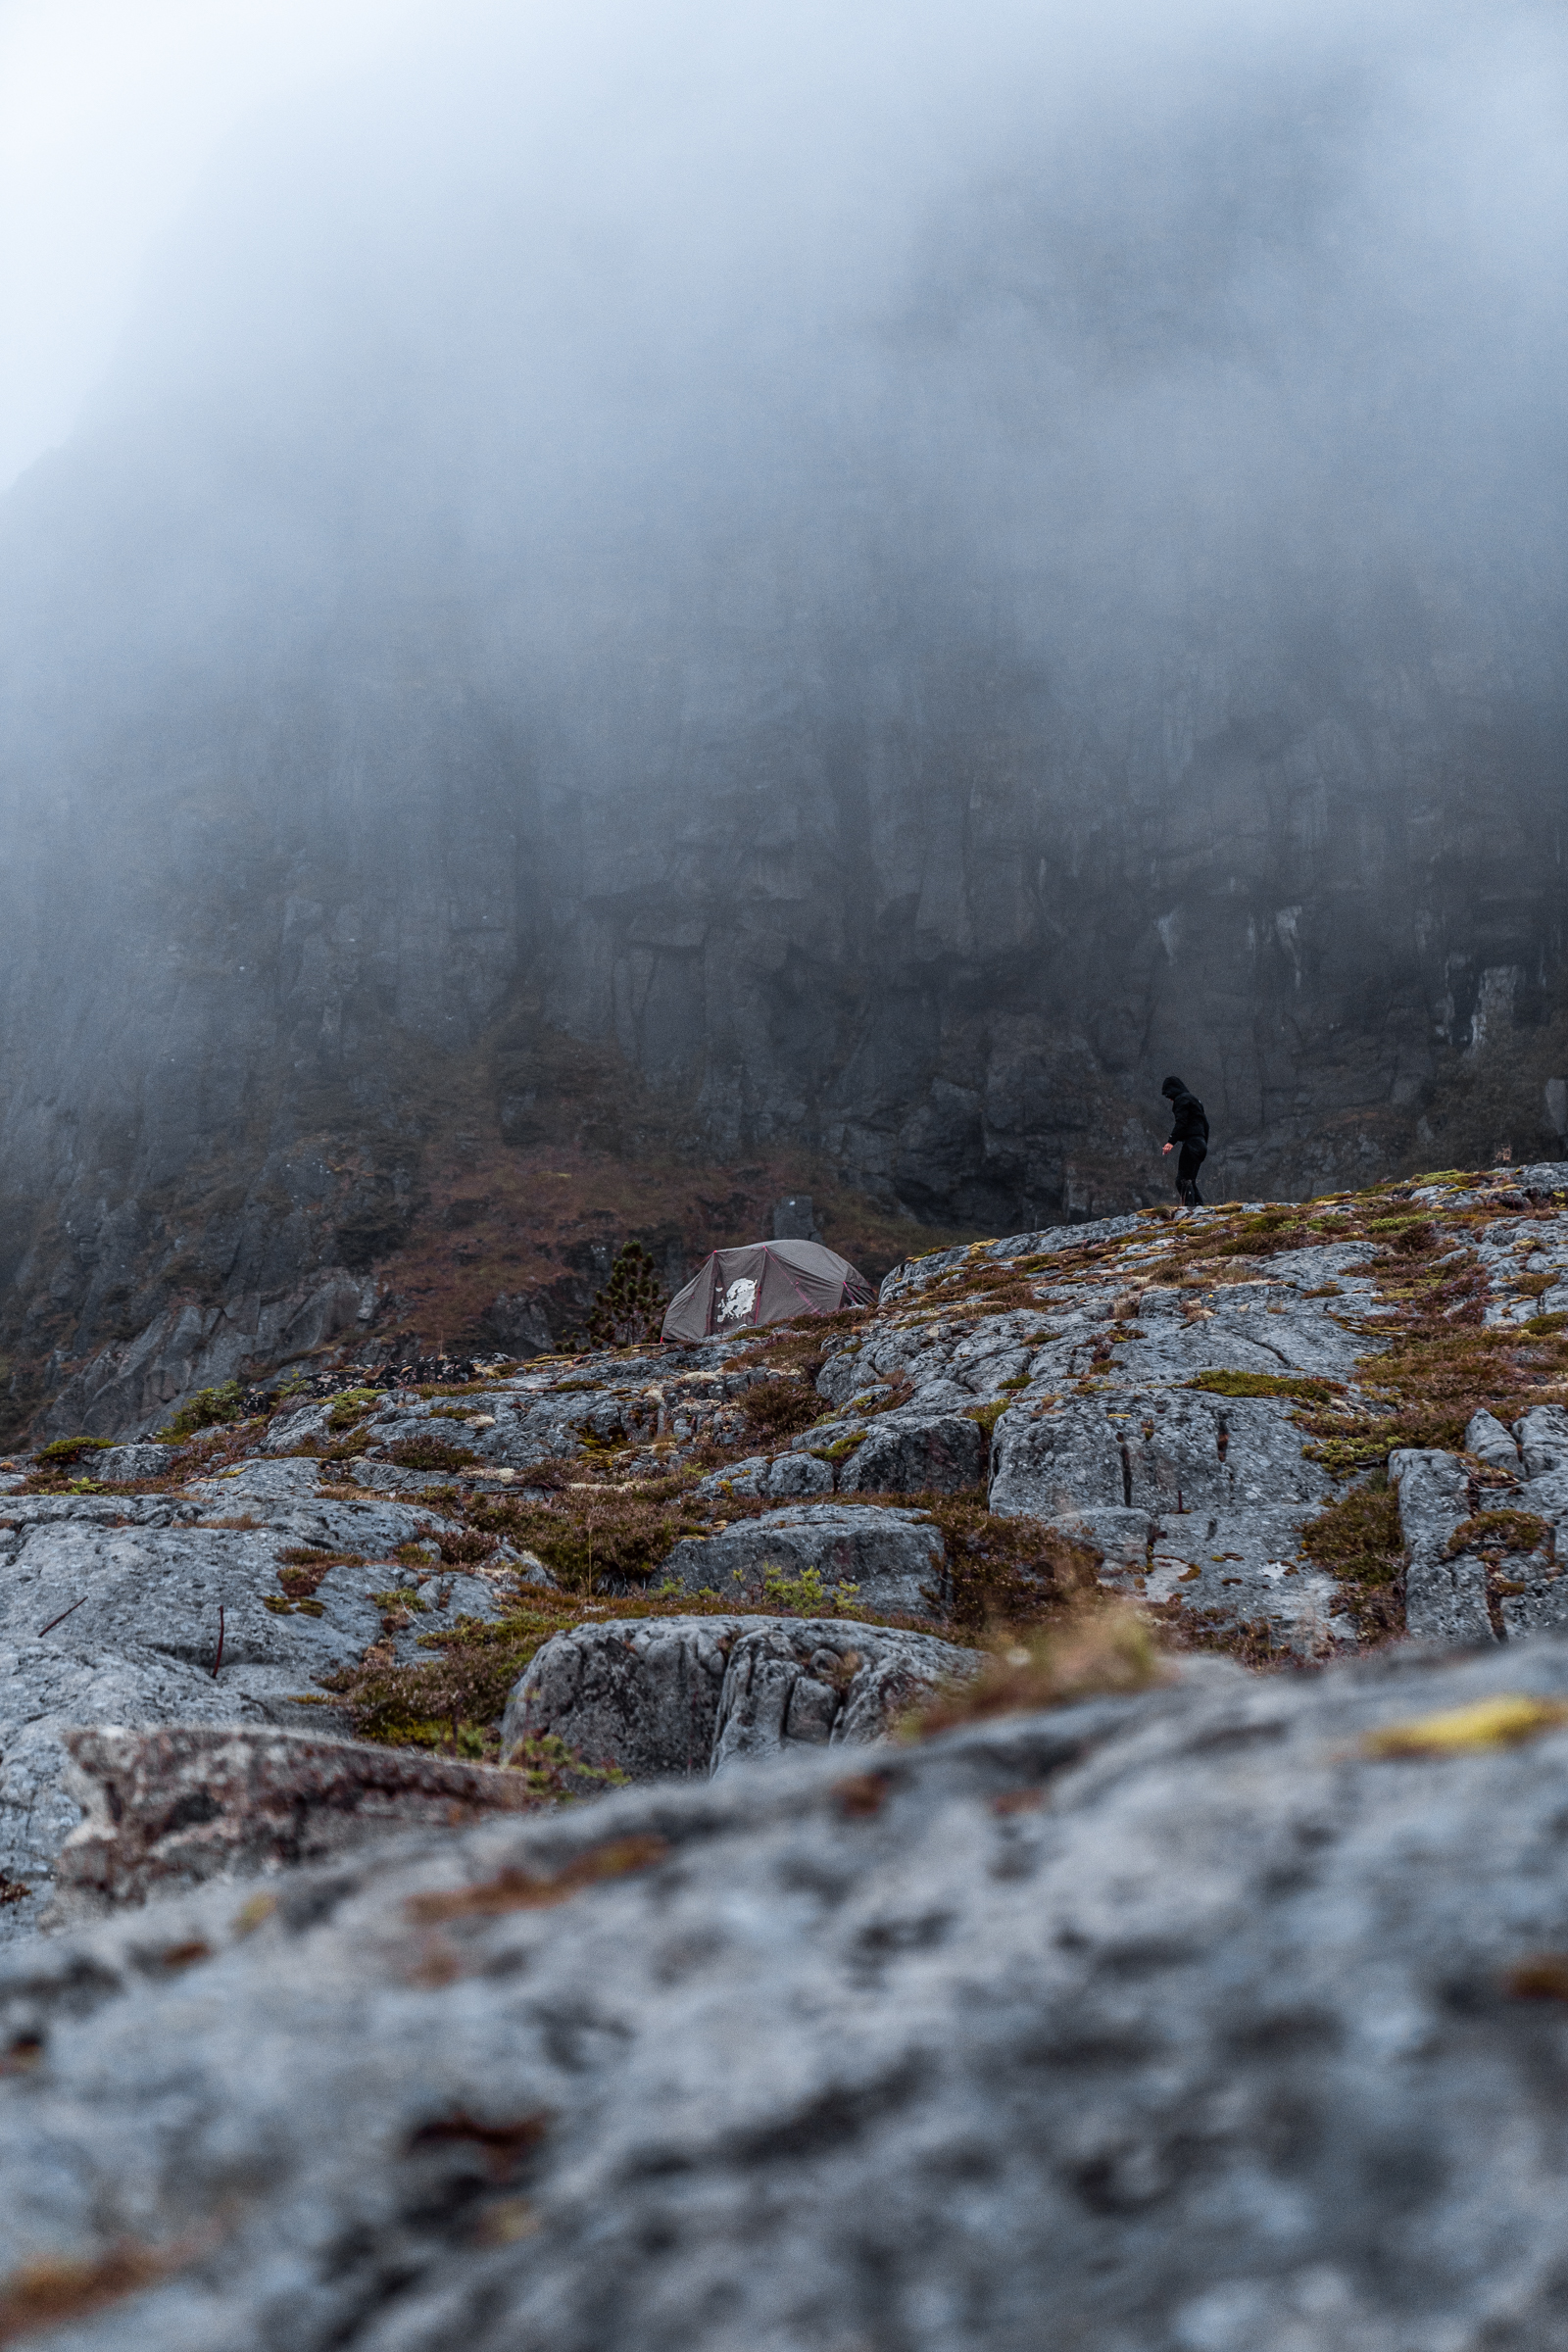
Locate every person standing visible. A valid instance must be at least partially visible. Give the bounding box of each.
[1160,1075,1208,1206]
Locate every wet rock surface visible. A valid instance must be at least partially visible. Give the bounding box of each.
[7,1637,1568,2345]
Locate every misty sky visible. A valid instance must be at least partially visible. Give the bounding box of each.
[0,0,428,490]
[0,0,1563,1234]
[4,0,1565,713]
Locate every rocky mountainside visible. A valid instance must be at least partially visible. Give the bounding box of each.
[0,1,1563,1439]
[7,1157,1568,1939]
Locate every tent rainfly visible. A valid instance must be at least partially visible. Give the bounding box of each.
[661,1239,873,1343]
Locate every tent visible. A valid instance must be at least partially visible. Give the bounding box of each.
[662,1239,873,1343]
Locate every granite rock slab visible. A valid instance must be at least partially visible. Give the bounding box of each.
[661,1502,947,1616]
[11,1641,1568,2344]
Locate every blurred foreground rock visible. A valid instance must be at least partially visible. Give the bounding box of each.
[48,1727,539,1924]
[7,1639,1568,2345]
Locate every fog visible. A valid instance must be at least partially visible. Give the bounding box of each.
[14,0,1567,716]
[0,0,1564,1412]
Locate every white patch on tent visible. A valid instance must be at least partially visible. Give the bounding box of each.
[716,1278,759,1326]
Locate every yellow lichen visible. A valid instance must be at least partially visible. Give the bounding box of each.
[1363,1693,1568,1758]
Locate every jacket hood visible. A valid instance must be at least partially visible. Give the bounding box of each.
[1160,1076,1187,1099]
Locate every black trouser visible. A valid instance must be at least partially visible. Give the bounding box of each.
[1176,1144,1206,1205]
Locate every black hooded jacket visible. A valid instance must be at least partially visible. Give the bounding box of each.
[1161,1078,1208,1152]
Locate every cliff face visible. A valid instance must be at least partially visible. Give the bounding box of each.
[0,0,1563,1436]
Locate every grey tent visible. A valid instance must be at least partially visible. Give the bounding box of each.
[662,1239,873,1343]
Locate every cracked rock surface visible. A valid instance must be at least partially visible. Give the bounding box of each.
[8,1161,1568,1943]
[7,1638,1568,2345]
[0,1462,509,1938]
[503,1615,975,1784]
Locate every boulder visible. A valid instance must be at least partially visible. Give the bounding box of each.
[1393,1447,1494,1644]
[837,1409,987,1495]
[991,1390,1334,1522]
[0,1495,505,1938]
[709,1620,976,1775]
[502,1614,975,1783]
[660,1501,947,1616]
[500,1615,750,1783]
[1518,1404,1568,1480]
[92,1443,180,1483]
[49,1727,541,1922]
[1464,1409,1520,1470]
[693,1450,835,1500]
[9,1640,1568,2343]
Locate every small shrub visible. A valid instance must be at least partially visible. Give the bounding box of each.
[1299,1478,1406,1640]
[1152,1601,1301,1669]
[158,1383,244,1442]
[1446,1509,1551,1559]
[916,1496,1102,1632]
[434,1529,503,1569]
[462,1488,709,1591]
[505,1733,629,1800]
[387,1435,476,1473]
[908,1606,1161,1738]
[1212,1213,1316,1258]
[741,1377,827,1444]
[744,1563,860,1613]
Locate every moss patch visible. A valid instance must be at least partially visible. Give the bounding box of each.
[1190,1369,1345,1404]
[1299,1479,1406,1641]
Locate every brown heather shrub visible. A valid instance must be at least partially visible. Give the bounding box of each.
[434,1528,504,1569]
[908,1605,1162,1738]
[741,1375,830,1445]
[909,1494,1102,1632]
[1300,1478,1406,1641]
[462,1487,710,1591]
[387,1435,476,1473]
[319,1609,567,1755]
[1151,1599,1306,1671]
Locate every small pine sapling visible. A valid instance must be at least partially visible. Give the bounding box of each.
[584,1243,668,1349]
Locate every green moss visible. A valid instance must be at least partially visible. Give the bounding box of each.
[36,1436,113,1465]
[158,1382,244,1441]
[810,1432,865,1463]
[966,1399,1011,1436]
[325,1389,380,1432]
[1189,1369,1345,1403]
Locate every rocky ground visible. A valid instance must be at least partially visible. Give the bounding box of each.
[5,1159,1568,1941]
[0,1164,1567,2335]
[10,1634,1568,2346]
